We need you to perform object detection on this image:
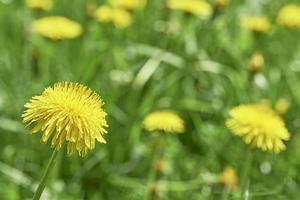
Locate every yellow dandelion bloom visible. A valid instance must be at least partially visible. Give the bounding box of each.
[25,0,52,10]
[247,52,264,72]
[277,4,300,29]
[94,5,133,28]
[166,0,213,17]
[241,16,271,33]
[219,166,238,191]
[22,82,108,156]
[275,98,290,115]
[32,16,83,40]
[143,110,185,133]
[226,103,290,153]
[110,0,147,10]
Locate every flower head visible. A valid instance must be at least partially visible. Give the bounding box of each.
[143,110,185,133]
[110,0,147,10]
[166,0,212,17]
[219,166,238,191]
[226,103,290,153]
[247,52,264,72]
[241,16,271,33]
[22,82,108,156]
[277,4,300,29]
[32,16,83,40]
[26,0,53,10]
[94,5,133,28]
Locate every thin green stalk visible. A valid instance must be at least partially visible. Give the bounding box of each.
[146,133,165,200]
[221,187,230,200]
[240,147,253,199]
[32,150,59,200]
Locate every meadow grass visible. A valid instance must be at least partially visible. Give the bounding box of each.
[0,0,300,199]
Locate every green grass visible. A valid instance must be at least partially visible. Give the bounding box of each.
[1,0,300,199]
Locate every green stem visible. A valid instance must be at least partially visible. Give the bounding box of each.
[32,150,59,200]
[240,147,253,199]
[221,187,230,200]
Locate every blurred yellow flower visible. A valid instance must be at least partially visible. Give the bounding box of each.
[226,103,290,153]
[247,52,264,72]
[110,0,147,10]
[94,5,133,28]
[26,0,52,10]
[241,16,271,33]
[277,4,300,29]
[32,16,82,40]
[143,110,185,133]
[219,166,238,191]
[166,0,212,17]
[22,82,108,156]
[275,98,290,115]
[214,0,229,9]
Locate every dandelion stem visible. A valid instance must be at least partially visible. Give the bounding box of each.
[32,150,59,200]
[240,147,253,199]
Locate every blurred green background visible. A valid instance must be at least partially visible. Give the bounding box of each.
[1,0,300,199]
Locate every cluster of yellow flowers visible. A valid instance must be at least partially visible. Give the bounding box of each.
[21,1,298,198]
[240,4,300,33]
[94,5,133,29]
[26,0,300,40]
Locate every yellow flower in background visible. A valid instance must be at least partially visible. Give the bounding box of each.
[166,0,213,17]
[275,98,290,115]
[94,5,133,28]
[226,103,290,153]
[26,0,52,10]
[214,0,229,9]
[241,16,271,33]
[22,82,108,156]
[110,0,147,10]
[32,16,82,40]
[277,4,300,29]
[143,110,185,133]
[86,2,98,17]
[219,166,238,191]
[247,52,264,72]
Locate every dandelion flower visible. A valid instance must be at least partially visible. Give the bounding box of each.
[219,166,238,191]
[275,98,290,115]
[26,0,53,10]
[226,103,290,153]
[32,16,83,40]
[277,4,300,29]
[94,5,133,28]
[22,82,108,156]
[166,0,213,17]
[247,52,264,72]
[110,0,147,10]
[143,110,185,133]
[241,16,271,33]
